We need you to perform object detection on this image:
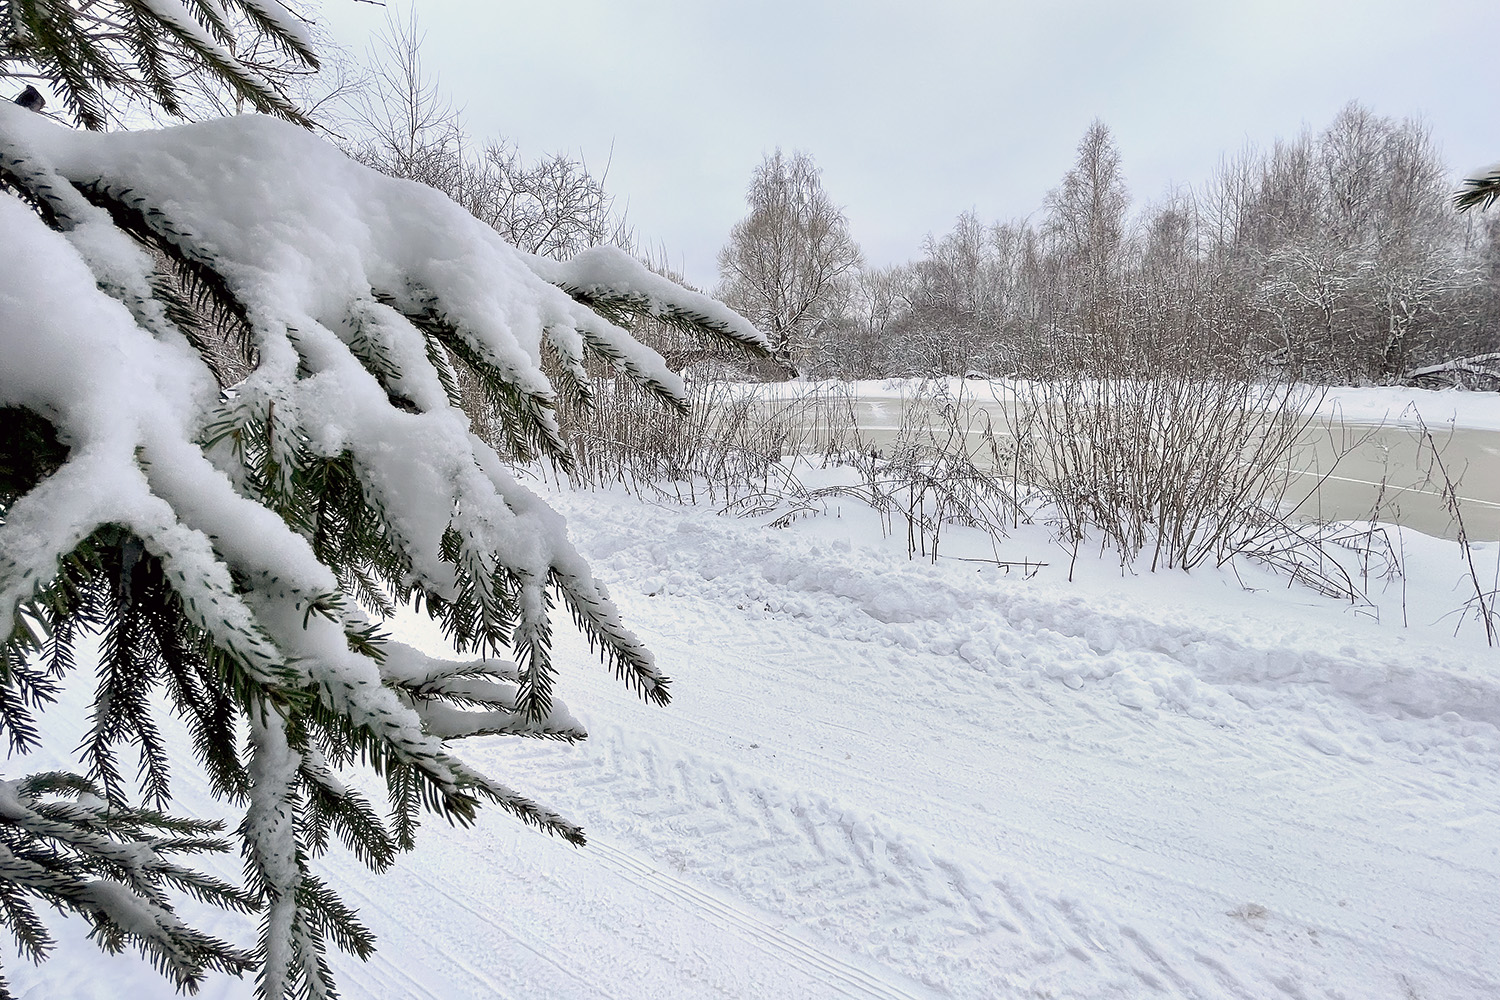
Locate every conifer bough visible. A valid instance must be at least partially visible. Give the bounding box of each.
[1,0,320,129]
[1454,164,1500,213]
[0,97,769,998]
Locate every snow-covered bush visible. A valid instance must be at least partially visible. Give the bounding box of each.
[0,99,765,997]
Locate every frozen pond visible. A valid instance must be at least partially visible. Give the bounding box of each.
[745,382,1500,541]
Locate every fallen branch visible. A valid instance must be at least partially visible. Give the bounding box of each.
[1401,353,1500,386]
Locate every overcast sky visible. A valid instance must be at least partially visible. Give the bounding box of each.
[316,1,1498,290]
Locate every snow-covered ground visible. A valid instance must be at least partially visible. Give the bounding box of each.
[1312,384,1500,432]
[14,442,1500,999]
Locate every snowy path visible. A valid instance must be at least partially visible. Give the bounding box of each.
[332,489,1500,1000]
[13,486,1500,999]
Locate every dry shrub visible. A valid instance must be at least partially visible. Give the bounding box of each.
[1000,369,1326,573]
[798,379,1027,562]
[561,368,820,505]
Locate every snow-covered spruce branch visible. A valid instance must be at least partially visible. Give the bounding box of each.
[0,101,768,997]
[0,772,255,996]
[527,244,790,407]
[1454,164,1500,213]
[1,0,318,130]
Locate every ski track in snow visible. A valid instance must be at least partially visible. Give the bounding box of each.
[312,488,1498,1000]
[11,484,1500,999]
[506,489,1497,1000]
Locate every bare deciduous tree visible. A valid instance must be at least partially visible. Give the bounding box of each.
[344,11,629,260]
[1044,119,1131,364]
[716,148,862,371]
[812,264,911,377]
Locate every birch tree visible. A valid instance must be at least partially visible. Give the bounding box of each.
[717,148,862,371]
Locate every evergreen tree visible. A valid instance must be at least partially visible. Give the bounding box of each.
[0,6,769,998]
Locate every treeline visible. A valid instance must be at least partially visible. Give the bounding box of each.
[721,106,1500,387]
[336,20,1497,387]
